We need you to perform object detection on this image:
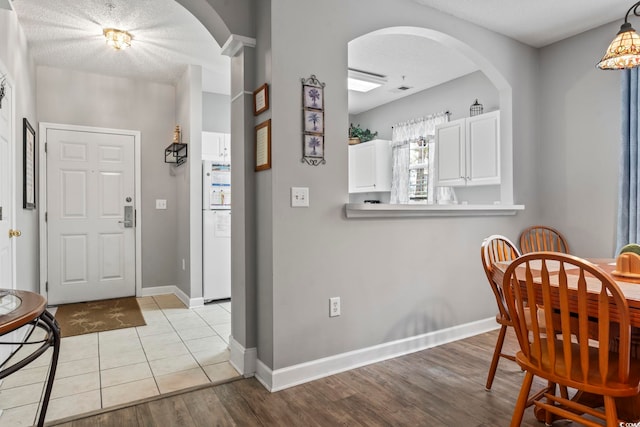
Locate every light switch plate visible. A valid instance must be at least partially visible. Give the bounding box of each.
[156,199,167,209]
[291,187,309,207]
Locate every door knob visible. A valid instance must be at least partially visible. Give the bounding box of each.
[8,229,21,238]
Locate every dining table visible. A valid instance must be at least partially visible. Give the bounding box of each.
[0,289,60,427]
[492,258,640,422]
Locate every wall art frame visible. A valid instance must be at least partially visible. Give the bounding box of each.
[255,119,272,171]
[253,83,269,116]
[23,118,36,209]
[301,74,326,166]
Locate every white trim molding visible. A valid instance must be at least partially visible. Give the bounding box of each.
[255,317,498,392]
[229,336,257,377]
[345,203,525,218]
[221,34,256,57]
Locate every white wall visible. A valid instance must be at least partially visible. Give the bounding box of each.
[538,21,621,258]
[0,9,38,293]
[259,0,540,370]
[203,92,230,133]
[36,66,179,289]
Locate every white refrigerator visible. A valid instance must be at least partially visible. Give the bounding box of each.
[202,161,231,301]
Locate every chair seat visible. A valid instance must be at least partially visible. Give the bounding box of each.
[516,340,640,398]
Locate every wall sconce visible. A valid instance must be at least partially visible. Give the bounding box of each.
[597,1,640,69]
[165,125,188,166]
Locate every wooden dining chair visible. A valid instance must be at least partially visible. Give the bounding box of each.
[480,235,521,390]
[519,225,569,254]
[502,252,640,427]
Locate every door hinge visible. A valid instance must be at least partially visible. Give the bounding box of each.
[45,212,47,222]
[44,142,47,153]
[45,281,48,292]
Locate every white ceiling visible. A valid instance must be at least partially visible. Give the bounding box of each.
[413,0,631,48]
[7,0,633,112]
[10,0,230,94]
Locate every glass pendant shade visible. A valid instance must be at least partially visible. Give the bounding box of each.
[103,28,132,50]
[597,23,640,69]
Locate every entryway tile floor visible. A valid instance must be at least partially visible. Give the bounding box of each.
[0,294,239,426]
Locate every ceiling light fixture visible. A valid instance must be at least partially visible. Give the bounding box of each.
[348,68,387,92]
[597,1,640,70]
[103,28,132,50]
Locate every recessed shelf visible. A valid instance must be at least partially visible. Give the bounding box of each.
[165,143,187,166]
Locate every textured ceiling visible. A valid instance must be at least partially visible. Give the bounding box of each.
[9,0,634,112]
[11,0,230,94]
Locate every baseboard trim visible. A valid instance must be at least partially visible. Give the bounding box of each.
[258,317,498,392]
[229,336,257,378]
[139,286,204,308]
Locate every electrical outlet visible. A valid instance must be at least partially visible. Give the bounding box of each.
[291,187,309,207]
[329,297,341,317]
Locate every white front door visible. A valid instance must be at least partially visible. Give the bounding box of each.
[46,127,135,305]
[0,81,14,291]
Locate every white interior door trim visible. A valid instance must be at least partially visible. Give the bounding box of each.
[39,122,142,299]
[0,62,16,292]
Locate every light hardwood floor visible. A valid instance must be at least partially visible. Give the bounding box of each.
[48,328,557,426]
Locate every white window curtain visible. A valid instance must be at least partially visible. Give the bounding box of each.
[390,111,448,204]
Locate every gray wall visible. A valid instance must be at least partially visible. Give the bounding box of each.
[538,21,621,258]
[36,66,179,289]
[260,0,540,370]
[0,9,38,293]
[203,92,230,133]
[351,71,499,141]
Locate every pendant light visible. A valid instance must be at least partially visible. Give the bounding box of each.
[597,1,640,70]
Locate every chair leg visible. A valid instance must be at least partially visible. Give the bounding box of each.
[603,395,618,427]
[486,325,508,390]
[545,382,556,427]
[510,371,534,427]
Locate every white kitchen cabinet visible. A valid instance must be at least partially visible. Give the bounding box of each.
[348,139,392,193]
[202,131,230,163]
[435,110,500,187]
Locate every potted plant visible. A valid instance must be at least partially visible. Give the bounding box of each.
[348,123,378,145]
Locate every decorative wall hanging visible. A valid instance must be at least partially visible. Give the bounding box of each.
[301,74,326,166]
[23,118,36,210]
[253,83,269,116]
[255,119,271,171]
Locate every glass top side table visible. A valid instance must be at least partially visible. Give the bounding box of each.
[0,289,60,427]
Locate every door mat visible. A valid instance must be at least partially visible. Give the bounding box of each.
[54,297,146,338]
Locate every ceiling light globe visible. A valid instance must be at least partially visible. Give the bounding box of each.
[103,28,132,50]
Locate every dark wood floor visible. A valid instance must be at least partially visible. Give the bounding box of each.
[51,329,552,426]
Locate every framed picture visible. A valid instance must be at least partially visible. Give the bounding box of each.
[23,118,35,210]
[304,134,324,158]
[301,75,326,166]
[303,110,323,134]
[303,84,323,110]
[253,83,269,116]
[255,119,271,171]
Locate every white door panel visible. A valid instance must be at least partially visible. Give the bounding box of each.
[47,128,135,304]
